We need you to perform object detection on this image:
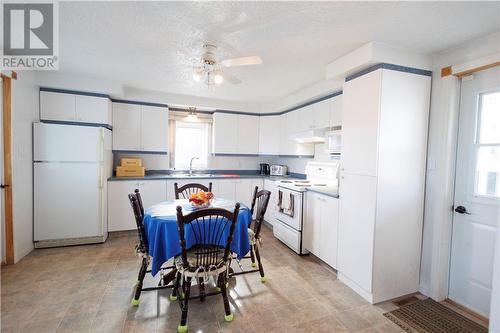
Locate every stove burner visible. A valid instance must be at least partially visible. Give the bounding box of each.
[313,184,327,186]
[295,184,312,187]
[295,180,310,183]
[280,180,293,183]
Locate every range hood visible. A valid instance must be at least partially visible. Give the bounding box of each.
[289,128,326,143]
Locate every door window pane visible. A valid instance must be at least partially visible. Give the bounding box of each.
[174,121,209,170]
[477,91,500,144]
[475,146,500,197]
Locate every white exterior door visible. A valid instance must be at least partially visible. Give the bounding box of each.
[449,67,500,318]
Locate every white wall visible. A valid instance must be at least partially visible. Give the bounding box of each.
[11,71,39,262]
[419,31,500,300]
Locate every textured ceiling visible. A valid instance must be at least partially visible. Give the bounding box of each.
[59,1,500,103]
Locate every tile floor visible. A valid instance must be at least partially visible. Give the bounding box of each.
[1,227,405,333]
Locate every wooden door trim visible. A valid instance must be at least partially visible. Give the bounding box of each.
[1,73,14,264]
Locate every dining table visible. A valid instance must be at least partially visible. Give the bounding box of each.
[143,198,253,276]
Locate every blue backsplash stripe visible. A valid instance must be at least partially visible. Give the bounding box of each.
[113,150,168,155]
[110,98,168,108]
[40,87,110,99]
[346,63,432,82]
[40,119,112,130]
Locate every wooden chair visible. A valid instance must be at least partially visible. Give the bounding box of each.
[231,186,271,282]
[174,182,213,199]
[128,190,175,307]
[172,204,240,333]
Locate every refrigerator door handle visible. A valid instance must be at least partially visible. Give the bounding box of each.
[98,164,104,189]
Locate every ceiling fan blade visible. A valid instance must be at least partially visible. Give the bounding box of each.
[221,56,262,67]
[222,72,242,84]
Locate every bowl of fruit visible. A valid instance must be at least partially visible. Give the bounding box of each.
[188,191,214,208]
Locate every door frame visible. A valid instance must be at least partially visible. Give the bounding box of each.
[429,58,500,305]
[1,72,15,265]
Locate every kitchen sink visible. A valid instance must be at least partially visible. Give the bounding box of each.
[169,173,216,178]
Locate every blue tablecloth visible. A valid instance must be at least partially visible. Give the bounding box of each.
[143,198,252,276]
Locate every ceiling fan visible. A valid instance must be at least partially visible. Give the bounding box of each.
[192,43,262,87]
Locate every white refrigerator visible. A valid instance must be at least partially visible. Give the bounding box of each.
[34,122,112,248]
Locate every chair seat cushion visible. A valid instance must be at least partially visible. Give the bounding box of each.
[174,247,228,276]
[248,228,257,245]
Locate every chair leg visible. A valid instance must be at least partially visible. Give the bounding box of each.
[131,257,148,306]
[253,244,266,283]
[170,271,181,301]
[178,277,192,333]
[220,275,233,322]
[250,245,257,268]
[198,278,206,302]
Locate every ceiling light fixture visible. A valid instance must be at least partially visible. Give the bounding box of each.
[185,106,199,122]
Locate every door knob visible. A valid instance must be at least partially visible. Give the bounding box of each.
[0,184,8,189]
[454,205,471,215]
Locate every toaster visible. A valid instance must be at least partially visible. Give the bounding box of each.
[270,164,288,176]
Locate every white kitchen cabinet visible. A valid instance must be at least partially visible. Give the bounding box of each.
[338,67,431,303]
[297,105,315,131]
[75,95,112,125]
[312,99,331,129]
[237,115,259,154]
[329,94,342,128]
[108,180,167,231]
[263,179,278,226]
[258,116,281,155]
[112,103,141,151]
[341,70,381,177]
[212,113,259,154]
[112,102,168,152]
[304,192,339,268]
[279,111,315,156]
[212,113,238,154]
[40,91,111,126]
[235,178,263,208]
[141,105,169,152]
[217,179,236,201]
[40,91,75,121]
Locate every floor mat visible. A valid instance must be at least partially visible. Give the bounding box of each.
[384,298,488,333]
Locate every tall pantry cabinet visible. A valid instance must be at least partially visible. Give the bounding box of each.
[338,67,431,303]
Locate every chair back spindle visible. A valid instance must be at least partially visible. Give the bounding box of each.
[249,187,271,240]
[175,204,240,270]
[128,191,149,253]
[174,182,213,200]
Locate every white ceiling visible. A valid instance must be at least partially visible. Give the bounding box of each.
[59,1,500,104]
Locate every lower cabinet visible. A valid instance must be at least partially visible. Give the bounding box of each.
[107,180,167,231]
[304,192,339,269]
[215,178,263,208]
[263,179,278,226]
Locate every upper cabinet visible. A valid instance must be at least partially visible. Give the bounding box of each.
[329,94,342,128]
[312,99,331,129]
[40,91,112,126]
[237,114,259,154]
[112,102,168,153]
[258,115,281,155]
[212,112,259,155]
[341,70,382,177]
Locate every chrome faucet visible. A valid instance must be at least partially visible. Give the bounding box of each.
[189,157,199,176]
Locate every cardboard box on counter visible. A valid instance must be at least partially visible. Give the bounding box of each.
[116,166,145,177]
[120,158,142,167]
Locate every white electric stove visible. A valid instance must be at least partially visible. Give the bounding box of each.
[273,161,340,254]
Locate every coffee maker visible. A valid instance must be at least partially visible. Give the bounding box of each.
[259,163,270,175]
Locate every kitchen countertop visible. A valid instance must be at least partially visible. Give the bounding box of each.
[108,173,294,182]
[306,186,340,198]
